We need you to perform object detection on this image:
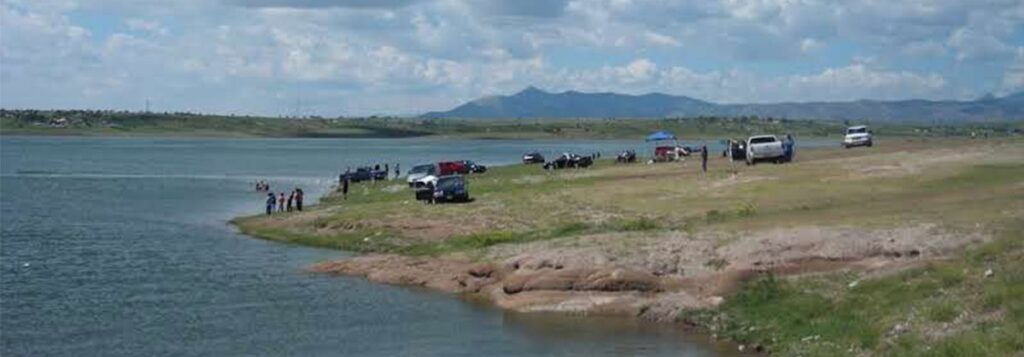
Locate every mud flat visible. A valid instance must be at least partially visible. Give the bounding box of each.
[236,137,1024,355]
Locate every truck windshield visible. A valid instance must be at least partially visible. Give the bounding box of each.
[409,165,435,174]
[847,128,868,134]
[750,137,776,144]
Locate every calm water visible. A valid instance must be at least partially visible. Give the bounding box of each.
[0,136,739,357]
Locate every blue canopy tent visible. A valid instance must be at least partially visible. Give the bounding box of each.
[645,131,683,162]
[645,131,677,142]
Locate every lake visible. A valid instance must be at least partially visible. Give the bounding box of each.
[0,136,748,356]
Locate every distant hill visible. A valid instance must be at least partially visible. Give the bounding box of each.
[423,87,1024,123]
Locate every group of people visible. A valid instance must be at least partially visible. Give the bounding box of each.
[264,187,304,215]
[255,180,271,192]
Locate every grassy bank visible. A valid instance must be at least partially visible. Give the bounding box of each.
[234,136,1023,355]
[680,222,1024,355]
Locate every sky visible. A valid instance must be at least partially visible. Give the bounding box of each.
[1,0,1022,116]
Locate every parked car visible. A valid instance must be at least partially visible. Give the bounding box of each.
[432,175,470,203]
[544,153,593,170]
[522,152,545,164]
[407,164,438,187]
[843,126,873,148]
[345,166,388,183]
[653,146,688,162]
[573,155,594,168]
[616,150,637,163]
[459,160,487,173]
[745,135,785,165]
[410,174,439,189]
[438,161,469,175]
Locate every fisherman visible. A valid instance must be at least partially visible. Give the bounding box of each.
[340,167,350,186]
[342,176,350,200]
[265,192,275,215]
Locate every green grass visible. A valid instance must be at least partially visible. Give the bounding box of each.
[236,138,1023,256]
[680,222,1024,356]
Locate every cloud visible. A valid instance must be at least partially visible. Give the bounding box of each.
[644,31,680,47]
[229,0,421,9]
[1,0,1020,115]
[1000,47,1024,94]
[125,18,169,35]
[469,0,570,18]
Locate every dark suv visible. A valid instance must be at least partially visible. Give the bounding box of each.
[522,152,545,164]
[544,153,593,170]
[344,167,388,183]
[431,175,470,203]
[459,160,488,173]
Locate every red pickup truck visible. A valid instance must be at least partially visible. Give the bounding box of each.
[438,161,468,175]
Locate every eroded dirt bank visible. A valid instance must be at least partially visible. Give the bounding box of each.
[312,224,987,321]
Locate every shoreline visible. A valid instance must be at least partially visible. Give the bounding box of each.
[233,137,1024,355]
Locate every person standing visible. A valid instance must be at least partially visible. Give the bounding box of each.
[278,193,286,212]
[395,163,400,179]
[783,134,795,162]
[701,145,709,173]
[265,192,275,215]
[342,176,350,200]
[295,188,304,211]
[384,163,390,180]
[286,191,295,212]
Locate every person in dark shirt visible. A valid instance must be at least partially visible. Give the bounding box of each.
[265,192,275,215]
[295,188,304,211]
[342,177,350,200]
[701,145,709,173]
[783,134,795,162]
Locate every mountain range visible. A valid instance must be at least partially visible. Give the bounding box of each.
[422,87,1024,123]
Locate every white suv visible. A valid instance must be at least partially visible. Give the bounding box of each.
[843,126,873,148]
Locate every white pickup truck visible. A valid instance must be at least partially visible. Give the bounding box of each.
[745,135,785,165]
[843,125,873,148]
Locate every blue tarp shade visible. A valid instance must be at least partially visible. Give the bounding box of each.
[645,131,677,142]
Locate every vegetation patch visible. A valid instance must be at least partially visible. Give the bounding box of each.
[680,223,1024,356]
